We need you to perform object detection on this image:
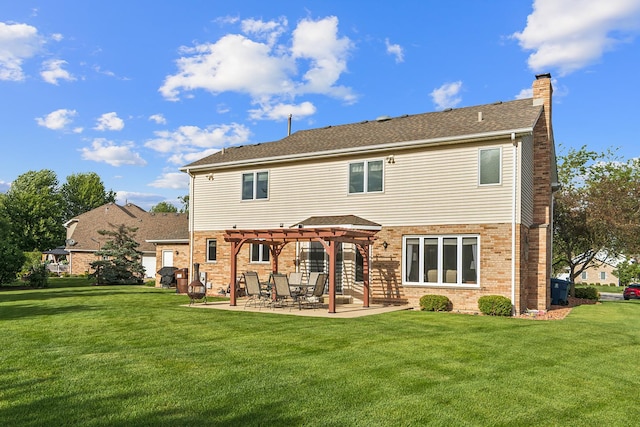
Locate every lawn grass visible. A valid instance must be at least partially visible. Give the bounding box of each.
[1,277,639,426]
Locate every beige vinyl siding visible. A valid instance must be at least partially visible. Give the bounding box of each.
[520,135,535,226]
[192,139,516,231]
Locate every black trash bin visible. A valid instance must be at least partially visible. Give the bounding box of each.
[551,278,570,305]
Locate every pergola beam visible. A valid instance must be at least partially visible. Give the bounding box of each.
[223,227,378,313]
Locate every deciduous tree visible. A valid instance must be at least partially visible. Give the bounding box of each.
[553,147,640,294]
[149,201,178,213]
[0,169,65,252]
[61,172,116,219]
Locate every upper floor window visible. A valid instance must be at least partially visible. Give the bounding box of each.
[349,160,383,193]
[600,271,606,281]
[581,271,588,280]
[206,239,217,262]
[242,171,269,200]
[250,243,270,263]
[479,148,501,185]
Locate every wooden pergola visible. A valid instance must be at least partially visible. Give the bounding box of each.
[223,227,378,313]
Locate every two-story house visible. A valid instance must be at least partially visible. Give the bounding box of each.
[181,74,558,314]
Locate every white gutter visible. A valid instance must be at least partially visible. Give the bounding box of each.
[180,128,534,173]
[511,132,518,313]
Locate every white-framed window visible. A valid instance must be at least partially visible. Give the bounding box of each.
[600,271,606,281]
[250,243,270,263]
[206,239,217,262]
[242,171,269,200]
[403,235,479,286]
[479,147,501,185]
[581,271,588,280]
[349,160,383,194]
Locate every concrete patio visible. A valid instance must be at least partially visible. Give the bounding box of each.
[185,299,413,318]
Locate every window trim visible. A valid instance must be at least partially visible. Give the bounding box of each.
[206,239,217,263]
[402,235,480,287]
[241,170,269,201]
[478,147,502,186]
[348,159,384,194]
[250,243,270,264]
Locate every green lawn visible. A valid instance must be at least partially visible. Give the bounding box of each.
[1,278,639,426]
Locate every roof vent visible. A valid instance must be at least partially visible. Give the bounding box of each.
[376,115,391,122]
[478,111,483,122]
[443,108,453,112]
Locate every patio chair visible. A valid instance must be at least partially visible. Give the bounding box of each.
[243,271,270,309]
[301,272,327,309]
[272,273,301,310]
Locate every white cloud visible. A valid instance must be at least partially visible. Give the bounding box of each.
[241,17,288,46]
[40,59,75,84]
[515,88,533,100]
[149,172,190,189]
[385,38,404,63]
[80,138,147,166]
[35,108,77,130]
[145,123,251,165]
[0,180,10,193]
[0,22,42,81]
[114,191,164,210]
[291,16,355,101]
[159,16,355,112]
[167,148,221,166]
[94,112,124,131]
[249,100,316,120]
[51,33,63,42]
[149,114,167,125]
[430,81,463,110]
[513,0,640,75]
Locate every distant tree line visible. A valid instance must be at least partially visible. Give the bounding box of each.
[0,169,188,285]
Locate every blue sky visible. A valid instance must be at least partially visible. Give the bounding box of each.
[2,0,639,209]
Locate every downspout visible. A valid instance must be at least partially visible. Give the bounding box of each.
[186,168,195,283]
[511,133,518,313]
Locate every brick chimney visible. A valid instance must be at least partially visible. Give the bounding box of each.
[532,73,553,141]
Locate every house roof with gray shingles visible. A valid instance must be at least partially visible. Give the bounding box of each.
[183,98,542,170]
[65,203,188,254]
[293,215,381,229]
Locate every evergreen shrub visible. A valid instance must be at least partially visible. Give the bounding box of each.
[419,294,451,312]
[477,295,512,316]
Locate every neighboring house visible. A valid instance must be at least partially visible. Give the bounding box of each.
[64,203,189,279]
[180,74,558,314]
[573,252,626,286]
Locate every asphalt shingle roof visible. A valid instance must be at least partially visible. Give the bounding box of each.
[66,203,188,253]
[184,98,542,169]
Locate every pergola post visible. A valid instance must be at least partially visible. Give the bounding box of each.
[327,240,336,314]
[230,241,238,306]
